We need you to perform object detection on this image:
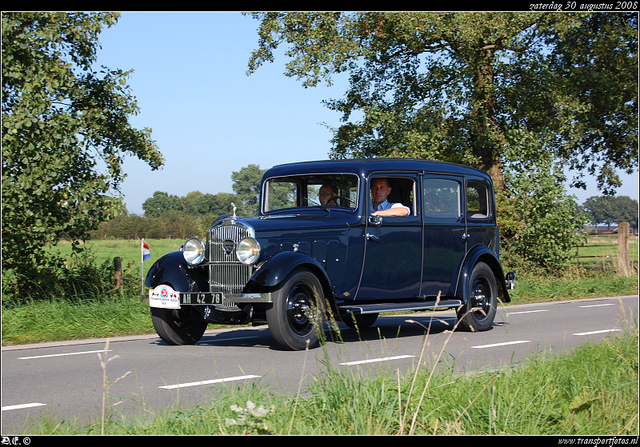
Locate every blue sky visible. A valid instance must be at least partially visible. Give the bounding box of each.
[96,12,638,215]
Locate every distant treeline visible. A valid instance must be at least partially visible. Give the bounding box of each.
[92,164,265,240]
[91,210,227,240]
[91,189,638,242]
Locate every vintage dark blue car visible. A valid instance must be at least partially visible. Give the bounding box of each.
[146,159,515,350]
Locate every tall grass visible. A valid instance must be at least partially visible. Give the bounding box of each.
[1,295,154,345]
[510,271,638,304]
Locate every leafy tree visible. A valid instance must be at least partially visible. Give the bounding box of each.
[245,12,637,270]
[181,191,205,215]
[500,145,585,271]
[548,14,638,193]
[583,196,616,231]
[196,192,238,217]
[2,12,163,297]
[142,191,183,217]
[612,196,638,232]
[231,164,264,216]
[142,190,240,219]
[246,12,637,195]
[584,195,639,232]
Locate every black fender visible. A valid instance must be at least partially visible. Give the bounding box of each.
[456,245,511,304]
[247,251,333,298]
[145,251,208,292]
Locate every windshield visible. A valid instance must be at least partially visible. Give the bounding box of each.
[263,174,359,212]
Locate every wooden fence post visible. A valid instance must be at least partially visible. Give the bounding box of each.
[617,222,630,277]
[114,256,124,294]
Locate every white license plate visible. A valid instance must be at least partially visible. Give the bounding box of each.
[180,292,224,305]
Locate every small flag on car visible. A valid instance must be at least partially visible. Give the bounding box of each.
[142,239,150,261]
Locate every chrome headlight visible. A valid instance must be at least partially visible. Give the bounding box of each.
[183,237,205,266]
[236,237,261,265]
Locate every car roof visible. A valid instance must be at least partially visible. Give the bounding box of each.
[264,158,491,180]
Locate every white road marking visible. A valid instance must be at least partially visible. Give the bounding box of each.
[159,374,261,390]
[18,349,112,360]
[339,355,415,366]
[507,309,549,315]
[579,303,616,308]
[2,403,47,412]
[471,340,530,349]
[573,329,621,336]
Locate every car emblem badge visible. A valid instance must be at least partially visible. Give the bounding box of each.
[223,240,235,255]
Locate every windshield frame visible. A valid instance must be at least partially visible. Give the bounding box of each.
[261,172,361,214]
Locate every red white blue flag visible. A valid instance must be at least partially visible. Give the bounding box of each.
[142,240,150,261]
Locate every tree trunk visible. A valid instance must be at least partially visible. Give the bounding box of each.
[469,43,506,193]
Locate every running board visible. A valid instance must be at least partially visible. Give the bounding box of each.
[338,299,463,316]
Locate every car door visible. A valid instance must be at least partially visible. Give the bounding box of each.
[420,174,467,298]
[356,174,423,301]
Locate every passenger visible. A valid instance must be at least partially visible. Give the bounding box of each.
[370,178,410,217]
[319,183,338,207]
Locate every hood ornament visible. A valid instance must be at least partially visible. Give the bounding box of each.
[231,202,237,219]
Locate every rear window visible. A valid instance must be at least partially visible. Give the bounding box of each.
[423,178,461,219]
[466,181,491,219]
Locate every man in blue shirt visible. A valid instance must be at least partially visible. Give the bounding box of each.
[370,178,410,217]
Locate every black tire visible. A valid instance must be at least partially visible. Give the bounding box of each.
[342,312,378,329]
[456,262,497,332]
[266,269,326,351]
[150,305,208,345]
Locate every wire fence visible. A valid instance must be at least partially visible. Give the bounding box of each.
[574,226,637,274]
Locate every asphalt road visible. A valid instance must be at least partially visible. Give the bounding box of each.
[2,295,637,433]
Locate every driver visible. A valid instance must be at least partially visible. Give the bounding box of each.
[370,178,410,217]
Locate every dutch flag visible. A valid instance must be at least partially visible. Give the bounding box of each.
[142,240,150,261]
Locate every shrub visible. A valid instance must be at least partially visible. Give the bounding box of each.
[2,248,138,306]
[498,146,586,272]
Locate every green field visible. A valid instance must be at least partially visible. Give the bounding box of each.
[573,234,639,270]
[50,238,185,281]
[51,234,639,285]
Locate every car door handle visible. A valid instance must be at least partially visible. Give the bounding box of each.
[366,233,379,243]
[368,215,383,227]
[460,233,470,241]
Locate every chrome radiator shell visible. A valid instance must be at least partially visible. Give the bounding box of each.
[207,219,255,295]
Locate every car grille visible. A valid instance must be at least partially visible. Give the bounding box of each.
[208,220,254,295]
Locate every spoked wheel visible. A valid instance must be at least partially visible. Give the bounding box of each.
[266,269,326,350]
[456,262,497,332]
[151,305,208,345]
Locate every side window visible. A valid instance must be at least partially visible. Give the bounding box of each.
[466,181,491,219]
[371,176,416,216]
[423,178,461,219]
